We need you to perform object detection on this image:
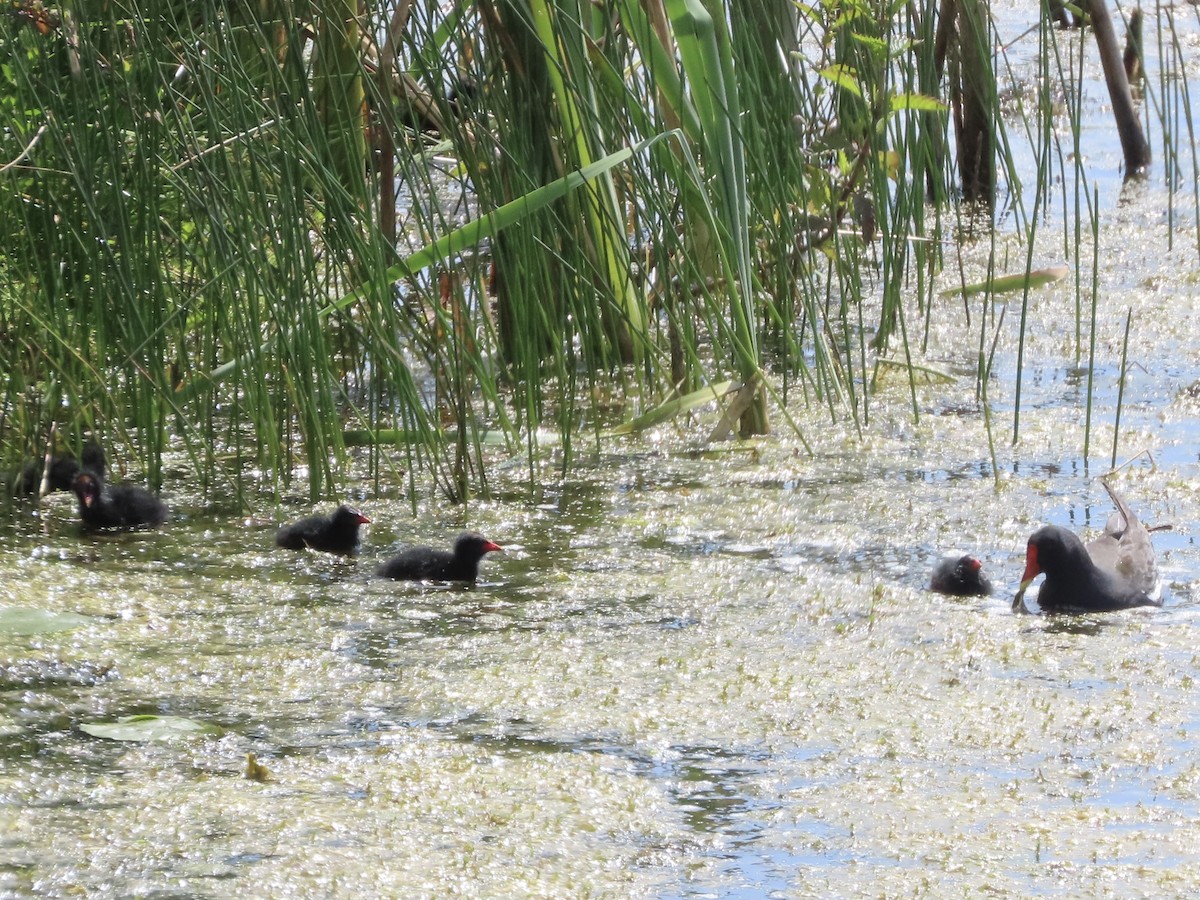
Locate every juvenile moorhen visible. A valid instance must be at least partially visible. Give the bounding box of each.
[72,470,168,530]
[17,441,107,495]
[1014,479,1161,614]
[930,554,992,597]
[275,505,371,555]
[376,532,502,583]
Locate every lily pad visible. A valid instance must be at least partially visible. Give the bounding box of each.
[79,715,223,742]
[0,607,92,636]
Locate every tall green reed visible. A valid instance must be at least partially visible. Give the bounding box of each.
[8,2,1186,504]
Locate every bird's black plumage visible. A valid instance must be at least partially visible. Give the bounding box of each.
[72,470,168,530]
[376,532,502,583]
[930,554,992,597]
[275,505,371,555]
[15,442,107,495]
[1016,524,1159,614]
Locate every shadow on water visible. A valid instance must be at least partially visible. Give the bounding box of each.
[658,745,769,841]
[428,715,807,893]
[655,745,827,898]
[1024,613,1159,637]
[341,572,689,670]
[325,696,804,890]
[0,658,114,693]
[458,710,826,896]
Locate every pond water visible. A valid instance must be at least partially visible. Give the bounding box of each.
[7,9,1200,900]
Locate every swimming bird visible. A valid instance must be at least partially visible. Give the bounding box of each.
[930,554,992,596]
[15,441,107,495]
[1014,480,1160,614]
[72,470,168,530]
[275,505,371,555]
[376,532,502,583]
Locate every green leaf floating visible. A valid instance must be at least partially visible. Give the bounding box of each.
[606,380,736,436]
[80,715,222,742]
[874,356,956,384]
[941,265,1069,298]
[0,607,92,636]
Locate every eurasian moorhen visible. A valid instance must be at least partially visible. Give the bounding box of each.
[275,505,371,555]
[1014,480,1160,614]
[17,442,107,495]
[930,554,992,596]
[376,532,502,583]
[72,470,168,530]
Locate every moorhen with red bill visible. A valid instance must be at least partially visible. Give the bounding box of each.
[930,554,992,597]
[72,470,168,530]
[275,505,371,555]
[377,532,502,583]
[1014,480,1160,614]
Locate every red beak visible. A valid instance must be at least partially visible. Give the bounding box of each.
[1019,543,1040,584]
[356,513,371,524]
[483,540,503,553]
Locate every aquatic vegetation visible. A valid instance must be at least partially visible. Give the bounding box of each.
[0,2,1195,508]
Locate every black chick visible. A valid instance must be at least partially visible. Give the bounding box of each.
[72,470,168,529]
[376,532,502,583]
[17,441,107,495]
[275,505,371,555]
[930,554,992,597]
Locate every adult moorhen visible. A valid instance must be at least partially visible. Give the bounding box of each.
[72,470,168,530]
[930,554,992,597]
[275,505,371,555]
[376,532,502,583]
[1014,479,1160,614]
